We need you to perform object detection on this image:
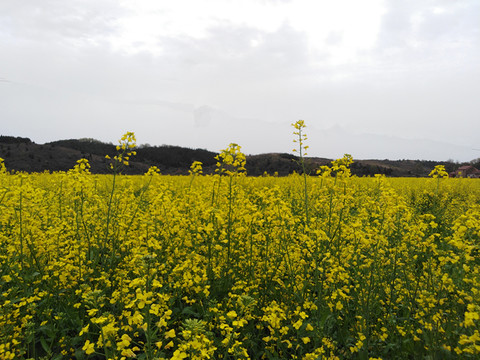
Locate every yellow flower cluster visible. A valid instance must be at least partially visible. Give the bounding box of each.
[189,161,203,176]
[1,132,480,359]
[215,143,246,176]
[105,131,137,172]
[429,164,449,179]
[292,120,309,156]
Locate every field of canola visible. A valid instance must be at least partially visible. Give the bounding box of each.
[1,132,480,360]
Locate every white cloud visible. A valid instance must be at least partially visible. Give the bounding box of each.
[0,0,123,46]
[0,0,479,161]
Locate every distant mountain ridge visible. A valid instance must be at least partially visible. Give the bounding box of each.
[0,135,478,177]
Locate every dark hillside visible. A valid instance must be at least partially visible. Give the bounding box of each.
[47,138,117,158]
[0,137,216,174]
[0,135,33,144]
[0,136,475,177]
[136,145,217,171]
[0,140,139,174]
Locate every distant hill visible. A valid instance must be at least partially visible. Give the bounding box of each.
[0,135,477,177]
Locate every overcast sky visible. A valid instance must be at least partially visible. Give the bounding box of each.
[1,0,479,161]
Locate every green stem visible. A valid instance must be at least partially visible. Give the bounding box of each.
[105,172,117,266]
[18,177,24,271]
[298,128,309,225]
[226,175,233,278]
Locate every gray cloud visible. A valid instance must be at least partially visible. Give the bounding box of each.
[0,0,123,44]
[156,23,312,81]
[194,106,214,127]
[377,0,480,65]
[0,1,479,161]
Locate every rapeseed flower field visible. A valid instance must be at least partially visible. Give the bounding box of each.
[1,128,480,359]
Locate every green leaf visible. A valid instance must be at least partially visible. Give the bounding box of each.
[40,337,51,355]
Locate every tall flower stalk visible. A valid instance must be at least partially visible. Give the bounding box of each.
[188,161,203,189]
[214,143,246,282]
[104,132,137,265]
[292,120,310,225]
[429,164,449,194]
